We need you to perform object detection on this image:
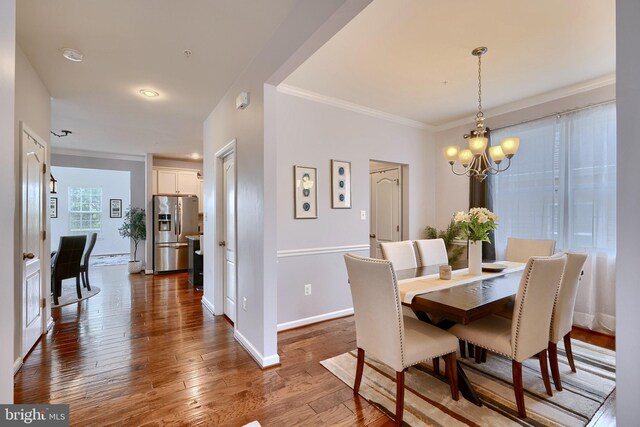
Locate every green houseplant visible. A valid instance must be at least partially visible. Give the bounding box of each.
[119,207,146,273]
[425,220,465,265]
[453,207,498,275]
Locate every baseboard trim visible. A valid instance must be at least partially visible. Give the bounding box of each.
[277,244,369,258]
[201,296,215,315]
[13,357,23,375]
[277,308,354,332]
[234,329,280,369]
[144,269,153,275]
[46,317,54,332]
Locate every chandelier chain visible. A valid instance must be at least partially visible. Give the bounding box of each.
[477,54,483,117]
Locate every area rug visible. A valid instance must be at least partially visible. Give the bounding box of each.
[89,254,129,266]
[52,283,101,308]
[321,340,615,426]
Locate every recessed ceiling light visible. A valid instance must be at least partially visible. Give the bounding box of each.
[62,47,84,62]
[139,89,159,98]
[191,153,200,159]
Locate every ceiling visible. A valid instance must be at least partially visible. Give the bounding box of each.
[284,0,616,127]
[17,0,296,157]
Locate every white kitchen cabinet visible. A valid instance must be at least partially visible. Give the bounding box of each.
[177,170,199,195]
[157,169,178,194]
[153,167,204,213]
[198,178,204,213]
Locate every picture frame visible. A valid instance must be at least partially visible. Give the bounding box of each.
[331,160,352,209]
[50,197,58,219]
[110,199,122,218]
[293,165,318,219]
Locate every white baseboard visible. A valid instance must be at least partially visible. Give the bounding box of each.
[201,296,215,315]
[13,357,23,375]
[144,269,153,275]
[234,329,280,368]
[46,317,54,332]
[277,308,354,332]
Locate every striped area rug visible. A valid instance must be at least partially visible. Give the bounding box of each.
[321,340,615,426]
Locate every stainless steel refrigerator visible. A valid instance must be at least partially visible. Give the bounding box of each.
[153,195,199,273]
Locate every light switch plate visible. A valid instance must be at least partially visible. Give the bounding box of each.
[360,210,367,220]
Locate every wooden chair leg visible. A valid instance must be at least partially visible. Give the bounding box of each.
[432,357,440,375]
[459,340,466,358]
[548,342,562,391]
[481,348,487,363]
[512,360,526,418]
[354,348,365,394]
[564,332,576,373]
[467,342,475,358]
[85,270,91,291]
[395,370,404,426]
[76,275,83,299]
[538,349,553,396]
[445,352,459,401]
[475,347,482,364]
[53,281,60,306]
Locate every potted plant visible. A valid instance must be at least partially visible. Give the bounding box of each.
[425,220,466,266]
[119,207,146,274]
[453,207,498,275]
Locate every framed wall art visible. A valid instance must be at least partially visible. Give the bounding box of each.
[294,165,317,219]
[331,160,351,209]
[50,197,58,219]
[110,199,122,218]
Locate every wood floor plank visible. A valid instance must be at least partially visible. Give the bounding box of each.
[14,264,616,426]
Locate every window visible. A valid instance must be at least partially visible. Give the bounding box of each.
[492,102,616,256]
[68,187,102,232]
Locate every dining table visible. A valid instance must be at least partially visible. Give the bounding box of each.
[395,261,526,406]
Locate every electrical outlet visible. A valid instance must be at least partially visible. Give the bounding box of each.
[304,284,312,296]
[242,297,247,311]
[360,210,367,220]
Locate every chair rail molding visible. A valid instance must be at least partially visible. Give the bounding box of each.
[277,244,369,258]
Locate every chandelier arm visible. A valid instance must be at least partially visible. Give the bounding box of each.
[450,163,473,177]
[485,157,513,174]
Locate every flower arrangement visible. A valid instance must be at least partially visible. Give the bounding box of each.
[453,207,498,243]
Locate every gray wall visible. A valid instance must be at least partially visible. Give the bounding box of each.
[51,154,146,266]
[0,0,16,403]
[616,0,640,423]
[434,84,616,229]
[275,90,434,327]
[14,45,52,367]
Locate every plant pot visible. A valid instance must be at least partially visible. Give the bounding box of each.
[128,260,143,274]
[468,240,483,275]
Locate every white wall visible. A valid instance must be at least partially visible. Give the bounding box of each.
[202,0,371,367]
[154,158,203,172]
[275,90,433,327]
[14,45,52,372]
[434,84,615,229]
[50,167,131,255]
[0,0,16,403]
[616,0,640,423]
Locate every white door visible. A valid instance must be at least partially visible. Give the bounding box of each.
[21,127,45,357]
[223,153,236,323]
[370,168,401,258]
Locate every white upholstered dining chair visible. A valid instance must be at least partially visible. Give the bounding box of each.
[449,255,567,418]
[414,238,448,267]
[505,238,556,262]
[548,252,588,391]
[344,253,459,426]
[379,240,418,271]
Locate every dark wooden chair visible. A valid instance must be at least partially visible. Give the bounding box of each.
[80,233,97,291]
[51,235,87,305]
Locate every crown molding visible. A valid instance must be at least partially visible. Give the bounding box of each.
[434,73,616,132]
[277,84,432,131]
[51,147,146,162]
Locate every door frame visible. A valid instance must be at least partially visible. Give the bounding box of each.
[18,122,50,369]
[214,139,237,328]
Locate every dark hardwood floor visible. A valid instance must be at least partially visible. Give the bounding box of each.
[14,265,615,426]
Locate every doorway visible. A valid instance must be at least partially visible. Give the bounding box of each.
[369,161,405,258]
[215,139,237,326]
[20,124,47,358]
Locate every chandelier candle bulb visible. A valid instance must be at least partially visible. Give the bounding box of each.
[469,136,488,155]
[444,146,460,163]
[500,137,520,158]
[458,149,474,167]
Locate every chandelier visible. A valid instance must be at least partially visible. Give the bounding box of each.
[443,47,519,181]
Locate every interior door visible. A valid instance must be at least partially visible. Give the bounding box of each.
[223,153,236,323]
[370,168,401,258]
[21,127,45,357]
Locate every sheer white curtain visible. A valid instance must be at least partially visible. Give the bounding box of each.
[493,102,616,334]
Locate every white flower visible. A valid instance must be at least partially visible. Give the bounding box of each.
[454,211,470,223]
[476,212,488,224]
[488,212,497,221]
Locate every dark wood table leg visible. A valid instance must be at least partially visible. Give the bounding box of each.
[412,310,483,406]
